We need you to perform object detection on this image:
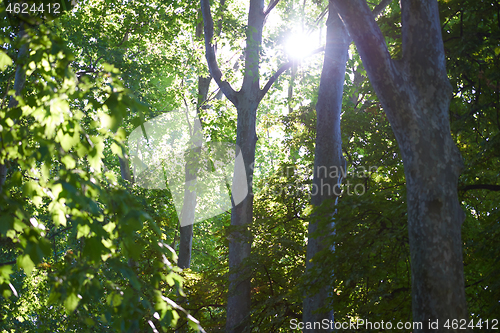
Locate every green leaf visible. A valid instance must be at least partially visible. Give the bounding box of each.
[83,236,106,262]
[64,293,80,313]
[165,272,176,287]
[17,254,35,275]
[102,62,120,73]
[53,210,67,227]
[76,224,91,239]
[0,50,12,71]
[61,154,76,169]
[0,265,13,284]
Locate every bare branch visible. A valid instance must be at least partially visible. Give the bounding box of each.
[264,0,280,16]
[460,184,500,192]
[0,260,16,267]
[372,0,393,18]
[200,0,238,106]
[260,46,324,98]
[260,62,292,98]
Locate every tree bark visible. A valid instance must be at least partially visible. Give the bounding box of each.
[331,0,469,331]
[302,5,348,331]
[0,24,28,193]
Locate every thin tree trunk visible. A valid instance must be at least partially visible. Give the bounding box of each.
[119,156,132,183]
[0,24,28,193]
[303,6,349,331]
[331,1,469,330]
[178,76,211,269]
[303,2,392,327]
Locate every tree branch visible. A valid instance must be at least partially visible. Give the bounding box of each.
[262,264,274,296]
[200,0,239,106]
[260,62,292,98]
[93,55,104,67]
[260,46,325,98]
[0,260,16,267]
[264,0,280,16]
[460,184,500,192]
[331,0,394,74]
[331,0,402,111]
[372,0,393,18]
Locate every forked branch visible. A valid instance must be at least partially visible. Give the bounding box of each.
[200,0,239,106]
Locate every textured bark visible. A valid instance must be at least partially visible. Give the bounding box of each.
[331,0,469,331]
[0,25,28,193]
[302,6,348,331]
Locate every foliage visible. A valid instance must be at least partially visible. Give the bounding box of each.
[441,0,500,322]
[0,0,498,332]
[0,8,202,333]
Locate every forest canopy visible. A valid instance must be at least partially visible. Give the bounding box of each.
[0,0,499,332]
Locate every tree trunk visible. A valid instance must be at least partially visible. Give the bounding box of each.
[0,24,28,193]
[331,1,469,330]
[119,156,132,183]
[226,97,259,332]
[178,76,211,269]
[303,6,348,331]
[201,0,291,329]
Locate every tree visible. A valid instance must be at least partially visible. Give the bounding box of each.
[303,2,392,328]
[177,74,211,269]
[177,14,214,270]
[331,0,469,330]
[200,0,292,331]
[3,0,499,330]
[302,4,348,329]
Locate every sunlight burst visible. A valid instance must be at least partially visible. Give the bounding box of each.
[285,31,317,60]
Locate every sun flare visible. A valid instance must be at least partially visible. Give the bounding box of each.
[284,31,318,60]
